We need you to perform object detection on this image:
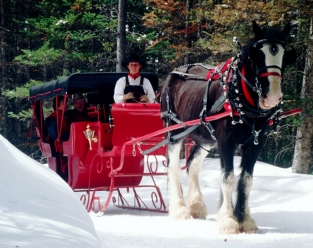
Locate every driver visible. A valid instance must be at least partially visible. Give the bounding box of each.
[113,53,155,103]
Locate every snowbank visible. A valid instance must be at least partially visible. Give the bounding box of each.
[0,135,101,248]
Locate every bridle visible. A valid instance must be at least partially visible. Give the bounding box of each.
[250,39,287,81]
[230,38,288,112]
[223,38,288,144]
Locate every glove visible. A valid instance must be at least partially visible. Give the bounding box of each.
[123,92,135,101]
[139,95,149,103]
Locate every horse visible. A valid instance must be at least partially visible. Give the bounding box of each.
[160,21,296,234]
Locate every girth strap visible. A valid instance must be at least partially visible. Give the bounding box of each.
[199,79,212,119]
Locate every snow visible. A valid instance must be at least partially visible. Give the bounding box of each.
[1,135,313,247]
[0,135,101,248]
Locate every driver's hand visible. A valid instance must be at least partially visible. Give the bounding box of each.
[123,92,135,101]
[139,95,149,103]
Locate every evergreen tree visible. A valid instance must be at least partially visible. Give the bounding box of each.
[143,0,214,75]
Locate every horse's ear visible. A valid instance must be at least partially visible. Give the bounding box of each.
[252,21,264,39]
[281,23,291,39]
[284,47,297,65]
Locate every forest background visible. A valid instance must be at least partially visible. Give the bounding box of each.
[0,0,312,174]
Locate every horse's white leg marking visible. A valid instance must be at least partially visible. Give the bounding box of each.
[240,172,258,233]
[187,147,209,219]
[168,140,190,219]
[218,171,240,234]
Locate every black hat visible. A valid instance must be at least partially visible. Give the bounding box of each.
[70,93,86,105]
[122,53,146,70]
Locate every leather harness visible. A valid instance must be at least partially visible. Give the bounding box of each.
[160,39,286,148]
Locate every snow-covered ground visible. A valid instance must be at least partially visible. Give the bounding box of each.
[0,135,101,248]
[1,135,313,247]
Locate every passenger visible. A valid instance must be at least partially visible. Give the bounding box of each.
[114,53,155,103]
[45,95,70,141]
[45,95,70,181]
[66,93,92,123]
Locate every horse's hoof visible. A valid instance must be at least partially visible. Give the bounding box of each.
[189,202,208,219]
[218,217,240,234]
[240,216,258,233]
[169,205,191,220]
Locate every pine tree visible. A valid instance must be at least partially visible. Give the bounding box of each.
[143,0,214,74]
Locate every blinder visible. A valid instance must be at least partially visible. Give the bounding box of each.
[249,38,286,62]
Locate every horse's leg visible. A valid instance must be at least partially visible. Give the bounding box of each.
[217,141,240,234]
[168,139,190,219]
[186,144,209,219]
[234,144,261,233]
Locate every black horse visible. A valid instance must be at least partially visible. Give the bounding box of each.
[160,21,296,234]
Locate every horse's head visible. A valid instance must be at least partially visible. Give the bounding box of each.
[247,21,296,110]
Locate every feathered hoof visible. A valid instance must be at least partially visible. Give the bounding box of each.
[169,205,191,220]
[189,201,208,219]
[218,216,240,234]
[240,216,258,233]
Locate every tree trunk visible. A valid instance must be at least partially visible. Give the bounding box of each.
[0,0,9,138]
[116,0,127,72]
[292,18,313,174]
[15,0,24,145]
[184,0,192,65]
[63,60,70,78]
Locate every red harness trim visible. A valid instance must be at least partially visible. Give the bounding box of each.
[268,108,302,126]
[205,58,283,109]
[205,59,232,81]
[240,67,256,107]
[259,72,282,79]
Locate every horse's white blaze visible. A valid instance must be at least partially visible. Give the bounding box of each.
[187,146,210,219]
[240,172,258,232]
[260,44,285,108]
[218,171,239,234]
[168,140,190,219]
